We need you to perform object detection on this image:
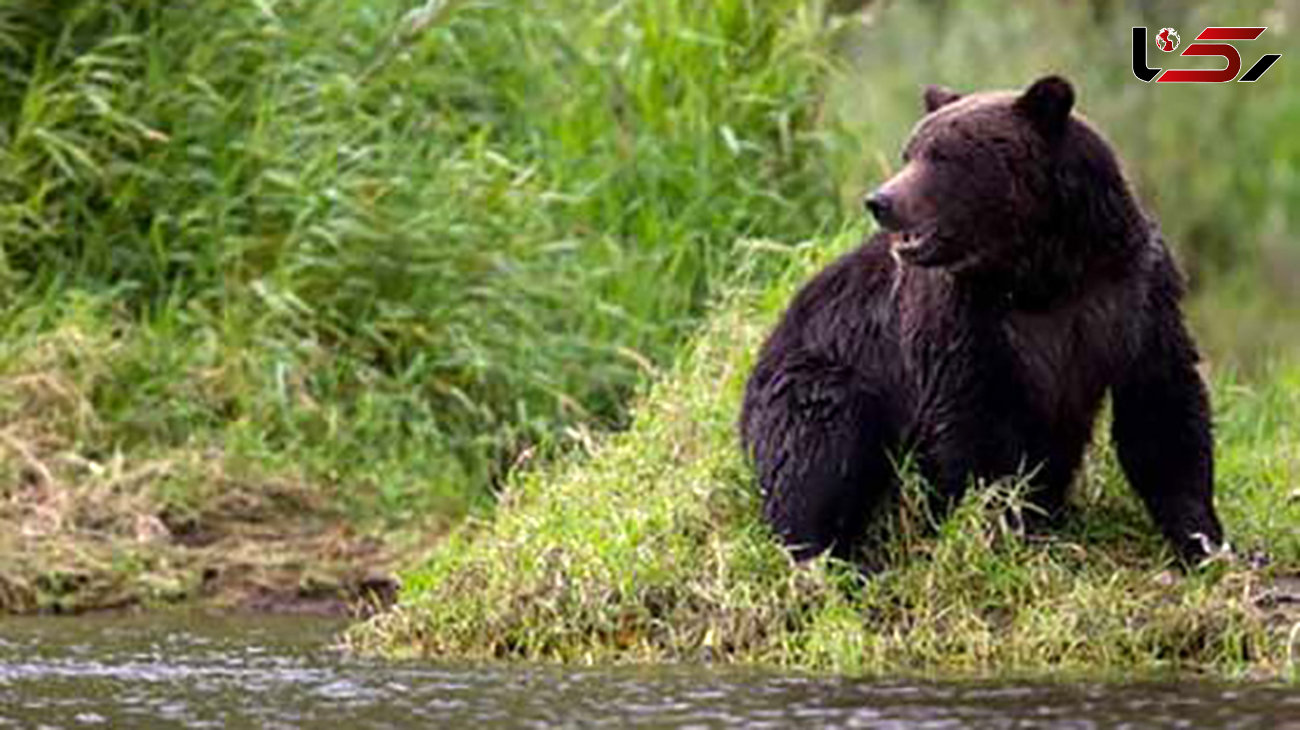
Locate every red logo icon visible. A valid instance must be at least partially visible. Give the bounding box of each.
[1156,27,1180,52]
[1133,26,1281,83]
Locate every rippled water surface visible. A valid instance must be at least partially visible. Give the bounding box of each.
[2,612,1298,729]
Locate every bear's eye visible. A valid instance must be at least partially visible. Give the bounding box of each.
[926,147,953,164]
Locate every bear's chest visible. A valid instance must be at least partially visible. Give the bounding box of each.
[1001,291,1131,424]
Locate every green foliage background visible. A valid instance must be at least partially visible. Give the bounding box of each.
[0,0,839,520]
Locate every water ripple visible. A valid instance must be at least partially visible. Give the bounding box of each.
[1,613,1297,729]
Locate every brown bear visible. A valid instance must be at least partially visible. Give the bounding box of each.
[740,76,1224,566]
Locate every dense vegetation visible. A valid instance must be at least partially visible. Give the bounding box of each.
[2,0,1297,673]
[0,0,839,524]
[0,0,845,610]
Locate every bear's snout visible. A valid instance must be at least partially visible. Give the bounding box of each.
[865,191,901,231]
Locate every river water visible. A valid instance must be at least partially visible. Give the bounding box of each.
[1,612,1298,729]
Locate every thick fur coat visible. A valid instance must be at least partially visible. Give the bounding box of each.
[740,76,1223,565]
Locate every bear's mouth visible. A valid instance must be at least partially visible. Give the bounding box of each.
[892,226,949,266]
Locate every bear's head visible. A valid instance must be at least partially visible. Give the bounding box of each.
[866,75,1144,274]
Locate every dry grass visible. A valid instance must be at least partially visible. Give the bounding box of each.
[0,319,407,614]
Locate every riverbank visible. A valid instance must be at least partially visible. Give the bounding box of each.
[0,356,402,615]
[0,295,424,614]
[0,0,843,617]
[350,229,1300,678]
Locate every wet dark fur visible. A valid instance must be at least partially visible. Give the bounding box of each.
[740,77,1223,566]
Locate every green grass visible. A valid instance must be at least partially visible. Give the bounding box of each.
[350,228,1300,677]
[342,0,1300,673]
[0,0,846,612]
[0,0,842,526]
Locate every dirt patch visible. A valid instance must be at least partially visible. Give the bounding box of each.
[0,461,407,615]
[1253,572,1300,626]
[0,361,412,616]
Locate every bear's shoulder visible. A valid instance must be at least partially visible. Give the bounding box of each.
[762,232,902,365]
[786,233,898,322]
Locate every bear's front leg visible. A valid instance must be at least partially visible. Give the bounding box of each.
[741,355,900,562]
[907,316,1054,527]
[914,396,1049,526]
[1111,296,1224,566]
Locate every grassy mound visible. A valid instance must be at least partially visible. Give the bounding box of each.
[351,229,1300,677]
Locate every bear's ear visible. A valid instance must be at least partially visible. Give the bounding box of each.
[1014,75,1075,136]
[922,84,962,113]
